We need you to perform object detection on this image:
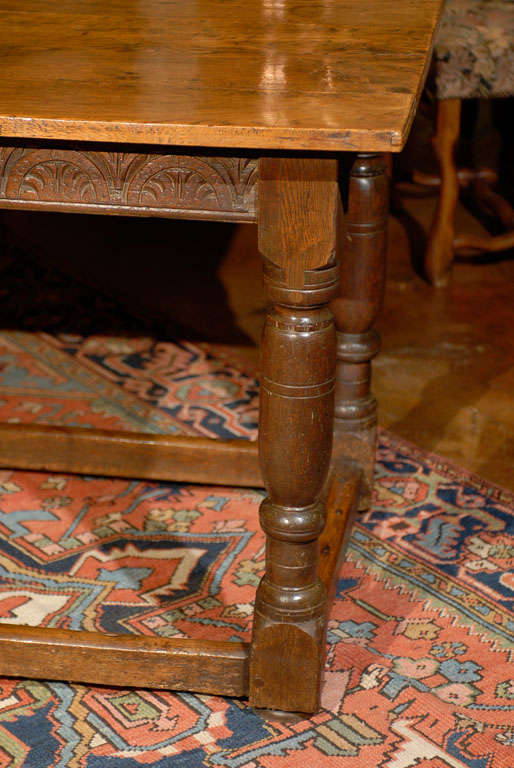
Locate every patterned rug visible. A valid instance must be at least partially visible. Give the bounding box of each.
[0,251,512,767]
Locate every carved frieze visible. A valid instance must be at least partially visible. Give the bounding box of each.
[0,146,258,220]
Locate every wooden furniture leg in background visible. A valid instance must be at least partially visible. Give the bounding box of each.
[454,173,514,254]
[330,153,388,511]
[249,157,340,713]
[425,98,461,286]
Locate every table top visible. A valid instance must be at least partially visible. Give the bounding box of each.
[0,0,442,152]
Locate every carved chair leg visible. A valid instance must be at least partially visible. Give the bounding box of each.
[249,157,340,713]
[330,153,388,511]
[425,98,461,286]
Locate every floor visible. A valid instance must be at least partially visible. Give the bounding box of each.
[2,114,513,492]
[221,197,514,492]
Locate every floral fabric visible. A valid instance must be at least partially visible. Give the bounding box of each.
[435,0,514,98]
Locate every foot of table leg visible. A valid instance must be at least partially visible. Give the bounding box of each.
[330,153,389,510]
[252,459,360,719]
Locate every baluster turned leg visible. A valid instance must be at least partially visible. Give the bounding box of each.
[330,153,389,510]
[249,158,340,714]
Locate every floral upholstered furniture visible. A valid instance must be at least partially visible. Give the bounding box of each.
[435,0,513,99]
[423,0,514,285]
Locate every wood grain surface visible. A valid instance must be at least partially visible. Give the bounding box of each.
[0,625,249,696]
[0,0,442,151]
[0,424,262,487]
[331,153,389,509]
[318,463,361,597]
[250,157,340,713]
[0,144,258,221]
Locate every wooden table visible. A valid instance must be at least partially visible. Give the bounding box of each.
[0,0,442,713]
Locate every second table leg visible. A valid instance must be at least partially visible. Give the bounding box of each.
[330,152,389,510]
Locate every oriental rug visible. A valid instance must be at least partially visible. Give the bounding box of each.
[0,253,512,767]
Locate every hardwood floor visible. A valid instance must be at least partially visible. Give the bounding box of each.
[377,198,514,490]
[219,197,514,492]
[2,178,513,492]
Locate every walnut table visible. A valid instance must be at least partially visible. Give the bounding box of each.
[0,0,442,713]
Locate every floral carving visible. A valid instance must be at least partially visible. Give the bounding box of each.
[0,146,258,219]
[139,168,219,207]
[19,161,97,203]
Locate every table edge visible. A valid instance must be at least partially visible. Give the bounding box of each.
[0,116,407,154]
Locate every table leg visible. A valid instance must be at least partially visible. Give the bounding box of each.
[330,153,389,510]
[425,99,461,286]
[249,158,340,713]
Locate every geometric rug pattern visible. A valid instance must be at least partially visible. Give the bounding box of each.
[0,284,512,765]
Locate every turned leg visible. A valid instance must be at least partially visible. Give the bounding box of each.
[330,153,389,511]
[250,157,340,713]
[425,98,461,286]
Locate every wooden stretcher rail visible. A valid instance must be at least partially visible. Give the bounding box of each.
[0,469,359,700]
[0,423,262,487]
[0,625,250,696]
[318,464,361,595]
